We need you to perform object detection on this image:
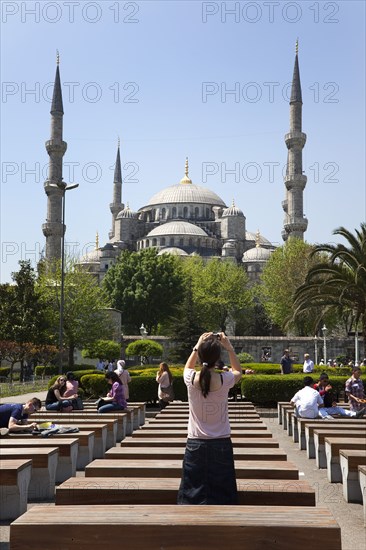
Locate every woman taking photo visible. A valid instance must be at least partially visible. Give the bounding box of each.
[98,371,127,413]
[177,332,242,505]
[156,362,174,409]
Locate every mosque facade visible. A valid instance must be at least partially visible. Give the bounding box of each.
[42,46,307,283]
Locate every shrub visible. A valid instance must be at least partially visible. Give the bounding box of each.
[48,370,98,388]
[125,340,163,361]
[237,352,254,363]
[129,373,188,403]
[0,366,11,378]
[80,374,108,398]
[35,365,58,377]
[241,374,349,406]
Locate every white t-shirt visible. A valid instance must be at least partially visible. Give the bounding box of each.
[303,359,314,373]
[184,369,235,439]
[291,386,323,418]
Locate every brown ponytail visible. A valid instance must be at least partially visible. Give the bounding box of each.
[197,335,221,398]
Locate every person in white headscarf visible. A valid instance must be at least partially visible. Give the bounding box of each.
[115,359,131,400]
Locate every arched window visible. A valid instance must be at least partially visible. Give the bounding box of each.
[152,238,157,246]
[183,206,188,218]
[179,238,184,247]
[146,239,149,248]
[170,237,174,246]
[195,207,199,219]
[162,208,166,219]
[206,208,209,218]
[172,207,177,218]
[161,237,166,246]
[188,238,193,247]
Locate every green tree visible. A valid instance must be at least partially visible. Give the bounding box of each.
[168,281,205,362]
[183,257,252,332]
[103,249,185,334]
[38,261,113,367]
[125,339,163,364]
[0,261,49,344]
[82,340,121,362]
[293,224,366,339]
[259,239,321,335]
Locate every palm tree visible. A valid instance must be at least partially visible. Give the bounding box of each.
[293,224,366,338]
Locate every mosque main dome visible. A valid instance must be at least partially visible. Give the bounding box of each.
[143,183,226,209]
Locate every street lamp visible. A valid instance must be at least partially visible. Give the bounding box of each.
[58,182,79,373]
[313,335,318,366]
[321,324,327,366]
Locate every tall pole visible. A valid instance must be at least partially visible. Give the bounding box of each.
[314,336,318,366]
[58,188,66,374]
[355,325,359,365]
[322,325,327,366]
[58,183,79,374]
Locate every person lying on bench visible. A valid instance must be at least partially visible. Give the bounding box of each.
[0,397,42,435]
[290,376,324,419]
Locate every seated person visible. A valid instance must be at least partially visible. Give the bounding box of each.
[45,376,73,412]
[314,373,364,418]
[97,371,127,413]
[290,376,324,418]
[0,398,42,435]
[345,366,366,415]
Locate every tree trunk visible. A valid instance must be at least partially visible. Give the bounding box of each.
[68,345,75,369]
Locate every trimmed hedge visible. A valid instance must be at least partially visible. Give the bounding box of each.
[48,370,98,390]
[0,366,11,378]
[241,374,349,406]
[80,374,108,398]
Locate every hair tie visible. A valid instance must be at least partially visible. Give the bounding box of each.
[202,362,208,367]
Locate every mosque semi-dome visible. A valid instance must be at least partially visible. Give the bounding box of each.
[79,248,101,264]
[242,245,274,262]
[222,203,244,217]
[157,247,189,256]
[116,205,137,219]
[146,221,208,238]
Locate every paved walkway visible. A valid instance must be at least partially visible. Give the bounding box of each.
[0,398,365,549]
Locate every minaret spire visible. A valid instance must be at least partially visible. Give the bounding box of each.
[180,157,192,184]
[281,41,308,241]
[42,53,68,262]
[109,138,124,239]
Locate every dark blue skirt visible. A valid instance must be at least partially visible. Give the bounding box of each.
[177,437,238,505]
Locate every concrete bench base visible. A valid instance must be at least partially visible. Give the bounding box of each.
[0,459,32,520]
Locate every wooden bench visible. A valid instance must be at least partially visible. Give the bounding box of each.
[324,437,366,482]
[295,417,366,450]
[80,406,135,435]
[0,438,78,483]
[358,465,366,525]
[33,413,119,448]
[120,437,279,448]
[105,447,287,461]
[339,450,366,503]
[131,429,272,438]
[55,477,315,506]
[313,429,366,468]
[0,447,58,500]
[305,422,366,459]
[9,504,341,549]
[0,459,32,520]
[277,402,290,425]
[149,414,260,423]
[141,421,264,431]
[32,415,108,458]
[9,430,95,470]
[85,459,299,480]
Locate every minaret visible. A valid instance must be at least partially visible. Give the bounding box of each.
[109,138,124,239]
[282,40,308,241]
[42,51,68,261]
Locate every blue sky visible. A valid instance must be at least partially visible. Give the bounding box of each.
[1,0,365,283]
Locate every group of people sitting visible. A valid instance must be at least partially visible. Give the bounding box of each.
[291,366,366,419]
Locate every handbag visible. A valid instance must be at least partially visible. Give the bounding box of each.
[72,397,84,410]
[161,384,174,403]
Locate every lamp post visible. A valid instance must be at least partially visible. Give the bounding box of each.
[355,324,359,366]
[58,182,79,373]
[313,335,318,366]
[321,324,327,366]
